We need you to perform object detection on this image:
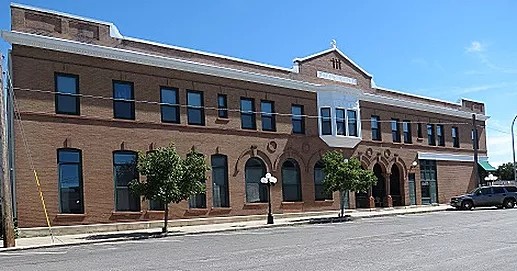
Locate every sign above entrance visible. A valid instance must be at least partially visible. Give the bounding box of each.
[317,71,357,86]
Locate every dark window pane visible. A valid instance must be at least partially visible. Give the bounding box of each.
[212,155,229,208]
[241,98,256,129]
[336,109,345,135]
[371,116,381,140]
[427,124,435,145]
[282,160,302,202]
[505,187,517,192]
[187,91,204,125]
[149,200,165,211]
[261,101,275,131]
[493,187,505,194]
[161,88,178,104]
[314,162,332,200]
[217,95,228,118]
[245,158,267,203]
[403,121,412,143]
[113,81,134,119]
[347,110,357,136]
[321,108,332,135]
[56,74,79,115]
[114,151,140,211]
[292,105,304,134]
[392,119,400,142]
[161,106,179,123]
[58,149,83,214]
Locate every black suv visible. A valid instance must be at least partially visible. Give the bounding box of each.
[450,185,517,210]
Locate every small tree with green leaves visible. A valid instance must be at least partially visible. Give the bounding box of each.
[497,162,515,181]
[130,145,209,233]
[322,151,377,217]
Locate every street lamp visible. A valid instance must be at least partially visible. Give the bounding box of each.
[260,172,277,224]
[484,173,498,185]
[512,115,517,182]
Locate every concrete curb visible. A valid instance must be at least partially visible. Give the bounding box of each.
[0,206,448,252]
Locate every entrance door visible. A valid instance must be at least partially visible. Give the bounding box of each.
[372,164,385,207]
[408,173,416,205]
[420,160,438,205]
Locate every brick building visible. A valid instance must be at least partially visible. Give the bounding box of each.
[2,4,492,228]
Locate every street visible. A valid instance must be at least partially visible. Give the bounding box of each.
[2,208,517,270]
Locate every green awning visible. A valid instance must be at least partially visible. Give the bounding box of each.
[478,161,497,171]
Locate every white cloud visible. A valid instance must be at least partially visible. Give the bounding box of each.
[486,133,513,167]
[466,41,485,53]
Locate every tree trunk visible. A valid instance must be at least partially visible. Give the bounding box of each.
[339,190,345,218]
[162,203,169,233]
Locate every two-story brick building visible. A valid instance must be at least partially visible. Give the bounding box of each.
[2,4,492,228]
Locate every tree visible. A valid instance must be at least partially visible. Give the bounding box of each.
[322,151,377,217]
[130,145,209,233]
[497,162,515,181]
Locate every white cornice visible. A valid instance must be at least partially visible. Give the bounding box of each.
[1,30,318,92]
[1,30,489,121]
[362,92,489,121]
[418,152,488,162]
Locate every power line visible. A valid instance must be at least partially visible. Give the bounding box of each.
[13,86,476,126]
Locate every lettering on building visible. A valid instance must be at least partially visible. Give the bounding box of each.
[316,71,358,85]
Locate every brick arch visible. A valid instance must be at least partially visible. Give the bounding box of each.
[370,155,389,173]
[232,148,272,177]
[388,157,407,179]
[273,148,306,173]
[306,149,327,173]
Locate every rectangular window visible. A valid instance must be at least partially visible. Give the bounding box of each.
[452,126,460,148]
[212,155,229,208]
[55,73,80,115]
[240,98,256,129]
[189,180,207,209]
[391,118,401,142]
[58,149,84,214]
[321,108,332,135]
[187,90,205,125]
[113,81,135,120]
[371,116,381,141]
[347,110,358,136]
[291,105,305,134]
[336,109,345,135]
[417,123,423,138]
[437,125,445,146]
[114,151,140,211]
[217,94,228,118]
[261,100,276,131]
[160,87,180,123]
[403,121,412,143]
[427,124,436,146]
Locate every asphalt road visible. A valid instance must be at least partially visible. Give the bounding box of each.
[2,208,517,271]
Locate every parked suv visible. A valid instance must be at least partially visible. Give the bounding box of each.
[450,185,517,210]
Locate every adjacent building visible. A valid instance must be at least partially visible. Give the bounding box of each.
[2,4,492,228]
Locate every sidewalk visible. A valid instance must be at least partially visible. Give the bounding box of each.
[1,205,449,251]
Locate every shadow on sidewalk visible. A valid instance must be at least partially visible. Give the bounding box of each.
[291,215,354,225]
[85,230,182,241]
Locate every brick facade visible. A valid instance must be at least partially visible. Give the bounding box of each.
[3,4,489,227]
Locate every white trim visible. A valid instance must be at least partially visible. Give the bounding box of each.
[123,37,293,73]
[375,85,463,107]
[293,47,372,77]
[1,30,489,121]
[11,3,293,73]
[11,3,123,39]
[362,92,489,121]
[1,30,318,92]
[418,152,488,162]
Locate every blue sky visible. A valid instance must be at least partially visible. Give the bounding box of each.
[1,0,516,167]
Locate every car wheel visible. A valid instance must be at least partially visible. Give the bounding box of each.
[503,198,515,209]
[461,200,473,210]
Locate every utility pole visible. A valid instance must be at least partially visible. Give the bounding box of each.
[472,114,480,187]
[512,115,517,183]
[1,54,15,248]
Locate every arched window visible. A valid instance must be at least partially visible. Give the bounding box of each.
[314,161,332,201]
[212,154,229,207]
[282,159,302,202]
[113,150,140,211]
[245,158,267,203]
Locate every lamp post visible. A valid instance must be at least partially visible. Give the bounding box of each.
[512,115,517,182]
[261,172,277,224]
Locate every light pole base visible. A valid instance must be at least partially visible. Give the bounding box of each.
[267,214,274,224]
